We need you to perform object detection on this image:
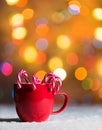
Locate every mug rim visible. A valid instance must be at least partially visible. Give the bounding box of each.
[14,82,52,85]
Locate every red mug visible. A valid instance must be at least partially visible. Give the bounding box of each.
[14,83,68,122]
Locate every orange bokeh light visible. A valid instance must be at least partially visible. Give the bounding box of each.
[16,0,28,7]
[66,52,79,66]
[36,70,47,81]
[35,24,49,37]
[91,78,100,91]
[75,67,87,80]
[35,51,47,65]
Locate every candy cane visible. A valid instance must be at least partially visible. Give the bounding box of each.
[32,74,41,90]
[42,73,62,94]
[17,69,29,89]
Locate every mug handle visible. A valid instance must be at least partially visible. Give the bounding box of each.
[52,92,68,114]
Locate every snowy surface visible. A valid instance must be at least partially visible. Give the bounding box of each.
[0,104,102,130]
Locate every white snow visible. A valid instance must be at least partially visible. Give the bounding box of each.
[0,104,102,130]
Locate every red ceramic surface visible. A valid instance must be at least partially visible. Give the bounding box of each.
[14,83,68,122]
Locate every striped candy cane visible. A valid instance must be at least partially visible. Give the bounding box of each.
[17,69,29,89]
[42,73,62,94]
[32,74,41,90]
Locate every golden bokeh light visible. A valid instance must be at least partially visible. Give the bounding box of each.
[5,0,19,6]
[56,35,71,49]
[75,67,87,80]
[22,8,34,20]
[54,68,67,81]
[23,46,37,63]
[93,8,102,20]
[94,27,102,41]
[12,27,27,40]
[48,57,63,71]
[10,13,24,27]
[36,70,47,81]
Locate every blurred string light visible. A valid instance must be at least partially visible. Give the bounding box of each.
[94,27,102,42]
[35,38,48,51]
[35,24,49,37]
[68,0,81,15]
[5,0,19,6]
[48,57,63,71]
[35,51,47,65]
[23,46,37,63]
[22,8,34,20]
[36,70,47,81]
[35,18,48,26]
[56,34,71,49]
[81,77,92,90]
[12,27,27,40]
[51,10,72,24]
[10,13,24,27]
[66,52,79,66]
[53,68,67,81]
[16,0,28,8]
[0,62,13,76]
[74,67,87,80]
[91,78,101,91]
[92,8,102,20]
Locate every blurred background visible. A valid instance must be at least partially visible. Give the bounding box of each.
[0,0,102,104]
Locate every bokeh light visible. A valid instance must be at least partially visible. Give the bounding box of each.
[81,77,92,90]
[12,27,27,40]
[23,46,37,63]
[22,8,34,20]
[66,52,79,66]
[75,67,87,80]
[35,38,48,51]
[93,38,102,49]
[2,0,102,104]
[56,35,71,49]
[36,70,47,81]
[94,27,102,41]
[35,18,48,26]
[16,0,28,7]
[5,0,19,6]
[51,11,65,24]
[35,51,47,65]
[0,62,13,76]
[91,78,100,91]
[10,13,24,27]
[68,0,81,15]
[93,8,102,20]
[48,57,63,71]
[35,24,49,37]
[54,68,67,81]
